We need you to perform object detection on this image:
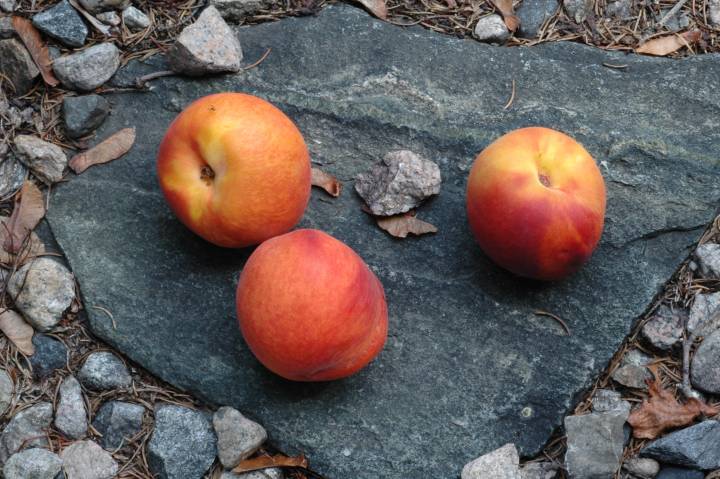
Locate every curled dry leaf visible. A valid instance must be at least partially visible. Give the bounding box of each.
[356,0,388,19]
[2,181,46,255]
[0,310,35,356]
[376,211,437,238]
[69,128,136,174]
[11,17,59,87]
[311,167,342,197]
[232,454,308,474]
[636,30,702,56]
[490,0,520,32]
[628,368,719,439]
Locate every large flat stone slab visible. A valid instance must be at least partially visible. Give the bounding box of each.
[46,6,720,478]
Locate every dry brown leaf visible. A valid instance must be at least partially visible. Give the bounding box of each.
[0,310,35,356]
[356,0,387,19]
[69,128,136,174]
[490,0,520,32]
[376,211,438,238]
[232,454,308,474]
[636,30,702,56]
[311,167,342,197]
[11,17,59,87]
[0,217,45,266]
[628,370,719,439]
[2,181,46,255]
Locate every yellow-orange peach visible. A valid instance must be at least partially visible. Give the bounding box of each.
[466,127,606,280]
[157,93,311,248]
[236,229,388,381]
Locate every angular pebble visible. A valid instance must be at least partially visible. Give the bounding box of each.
[641,420,720,470]
[220,469,283,479]
[473,14,510,43]
[516,0,557,38]
[3,448,63,479]
[0,154,26,198]
[55,376,88,439]
[63,95,110,139]
[710,0,720,26]
[7,257,75,331]
[13,135,68,184]
[53,43,121,92]
[606,0,631,19]
[148,404,217,479]
[29,334,68,378]
[355,150,441,216]
[694,243,720,279]
[642,305,685,351]
[77,352,131,391]
[213,406,267,468]
[461,443,520,479]
[32,0,88,48]
[0,39,40,96]
[167,6,243,75]
[0,16,14,38]
[0,402,53,463]
[564,409,628,478]
[563,0,593,23]
[122,6,150,31]
[611,349,652,389]
[209,0,270,22]
[623,456,660,478]
[519,461,558,479]
[92,400,145,449]
[691,328,720,395]
[0,369,13,417]
[60,440,118,479]
[96,11,121,26]
[77,0,128,12]
[688,292,720,335]
[591,388,630,415]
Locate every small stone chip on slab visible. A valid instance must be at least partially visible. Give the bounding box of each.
[63,95,110,139]
[641,420,720,470]
[122,6,150,31]
[690,329,720,394]
[0,39,40,96]
[213,406,267,468]
[55,375,88,439]
[167,6,243,76]
[0,402,53,463]
[78,351,132,391]
[461,443,520,479]
[355,150,441,216]
[53,43,121,92]
[564,408,628,479]
[13,135,68,184]
[0,369,13,417]
[7,257,75,331]
[60,440,118,479]
[473,14,510,43]
[92,400,145,450]
[209,0,270,22]
[3,448,63,479]
[32,0,88,48]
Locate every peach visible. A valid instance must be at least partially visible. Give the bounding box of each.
[157,93,311,248]
[466,127,606,280]
[236,229,388,381]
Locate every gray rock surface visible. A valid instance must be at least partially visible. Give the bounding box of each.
[355,150,441,216]
[606,0,631,19]
[519,461,558,479]
[461,443,520,479]
[77,352,131,391]
[694,243,720,278]
[55,376,88,439]
[148,404,217,479]
[210,0,269,22]
[168,6,242,75]
[0,402,53,463]
[642,305,685,350]
[92,400,145,450]
[29,334,68,378]
[611,349,652,389]
[517,0,557,38]
[591,389,630,415]
[3,448,63,479]
[0,369,12,417]
[44,6,720,479]
[60,440,118,479]
[122,6,149,31]
[641,420,720,470]
[0,39,39,96]
[473,14,510,43]
[711,0,720,26]
[13,135,68,184]
[0,0,16,12]
[220,469,283,479]
[563,0,592,23]
[77,0,128,12]
[0,17,14,38]
[53,43,121,92]
[564,409,628,478]
[655,468,704,479]
[691,329,720,394]
[213,406,266,468]
[0,154,26,198]
[63,95,110,139]
[688,292,720,335]
[622,457,660,478]
[32,0,88,48]
[96,11,120,26]
[7,257,75,331]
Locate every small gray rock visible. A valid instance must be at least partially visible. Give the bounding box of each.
[355,150,441,216]
[611,349,652,389]
[0,402,53,463]
[642,305,685,351]
[0,369,13,417]
[167,6,243,76]
[461,443,520,479]
[691,329,720,394]
[55,376,88,439]
[516,0,557,38]
[0,154,26,198]
[623,457,660,478]
[656,467,704,479]
[7,257,75,331]
[32,1,88,48]
[3,448,63,479]
[29,334,68,378]
[77,352,131,391]
[660,9,690,32]
[519,461,558,479]
[473,14,510,43]
[564,409,628,479]
[53,43,121,92]
[220,469,283,479]
[591,389,630,415]
[122,6,150,31]
[148,404,217,479]
[96,11,120,26]
[688,292,720,335]
[641,420,720,470]
[209,0,269,22]
[605,0,631,19]
[563,0,593,23]
[213,406,267,468]
[92,400,145,450]
[0,16,14,38]
[0,0,16,13]
[694,243,720,279]
[13,135,68,184]
[63,95,110,139]
[60,440,118,479]
[0,39,40,96]
[77,0,128,13]
[710,0,720,26]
